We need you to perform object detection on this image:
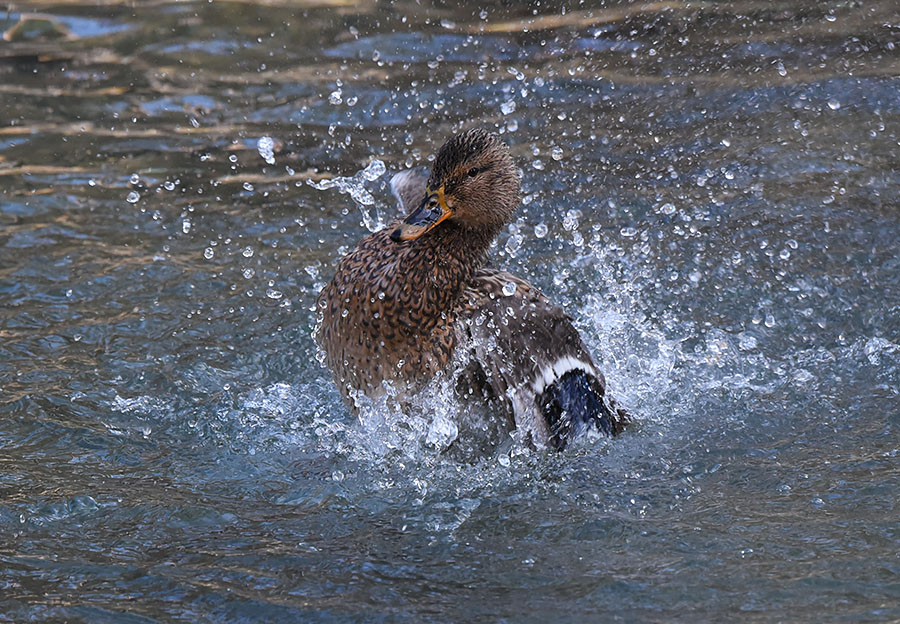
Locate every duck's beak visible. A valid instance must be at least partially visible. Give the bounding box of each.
[390,186,453,242]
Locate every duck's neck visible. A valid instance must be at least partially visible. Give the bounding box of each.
[436,220,498,272]
[409,220,499,313]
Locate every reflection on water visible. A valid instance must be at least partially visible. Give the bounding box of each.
[1,1,899,621]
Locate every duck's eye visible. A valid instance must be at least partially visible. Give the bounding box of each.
[466,167,481,178]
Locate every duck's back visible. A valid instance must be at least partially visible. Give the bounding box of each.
[455,268,628,449]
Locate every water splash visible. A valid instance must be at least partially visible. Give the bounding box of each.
[307,160,387,232]
[257,136,276,165]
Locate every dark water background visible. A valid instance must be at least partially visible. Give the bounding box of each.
[1,1,898,621]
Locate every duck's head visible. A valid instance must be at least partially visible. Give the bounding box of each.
[390,129,521,242]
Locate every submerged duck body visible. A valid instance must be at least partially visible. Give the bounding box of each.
[316,129,627,449]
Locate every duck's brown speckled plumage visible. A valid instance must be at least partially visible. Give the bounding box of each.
[317,219,491,401]
[316,128,628,449]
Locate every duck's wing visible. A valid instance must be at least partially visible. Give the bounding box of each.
[456,268,628,450]
[389,167,429,214]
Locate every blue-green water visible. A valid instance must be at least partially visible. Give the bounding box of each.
[1,1,898,621]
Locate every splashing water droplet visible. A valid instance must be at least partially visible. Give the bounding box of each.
[502,282,517,297]
[182,219,191,234]
[563,209,581,231]
[126,191,140,204]
[257,136,276,165]
[203,247,215,259]
[827,98,840,110]
[500,100,516,115]
[505,233,523,256]
[307,160,388,232]
[551,147,564,161]
[360,160,386,181]
[534,223,548,238]
[507,66,525,81]
[242,246,254,258]
[266,288,283,300]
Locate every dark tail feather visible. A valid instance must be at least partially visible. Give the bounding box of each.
[538,370,626,451]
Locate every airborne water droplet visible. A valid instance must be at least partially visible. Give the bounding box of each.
[257,136,276,165]
[126,191,140,204]
[504,233,523,256]
[306,161,386,232]
[360,160,386,181]
[502,282,517,296]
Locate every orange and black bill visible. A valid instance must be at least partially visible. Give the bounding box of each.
[390,186,452,242]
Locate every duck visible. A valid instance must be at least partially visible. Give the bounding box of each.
[315,128,628,450]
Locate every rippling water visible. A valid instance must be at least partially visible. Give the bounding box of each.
[1,1,898,621]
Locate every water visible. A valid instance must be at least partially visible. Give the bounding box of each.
[1,1,898,621]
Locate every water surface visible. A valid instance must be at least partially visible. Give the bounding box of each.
[1,1,899,621]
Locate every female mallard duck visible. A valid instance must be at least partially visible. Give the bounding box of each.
[316,128,628,450]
